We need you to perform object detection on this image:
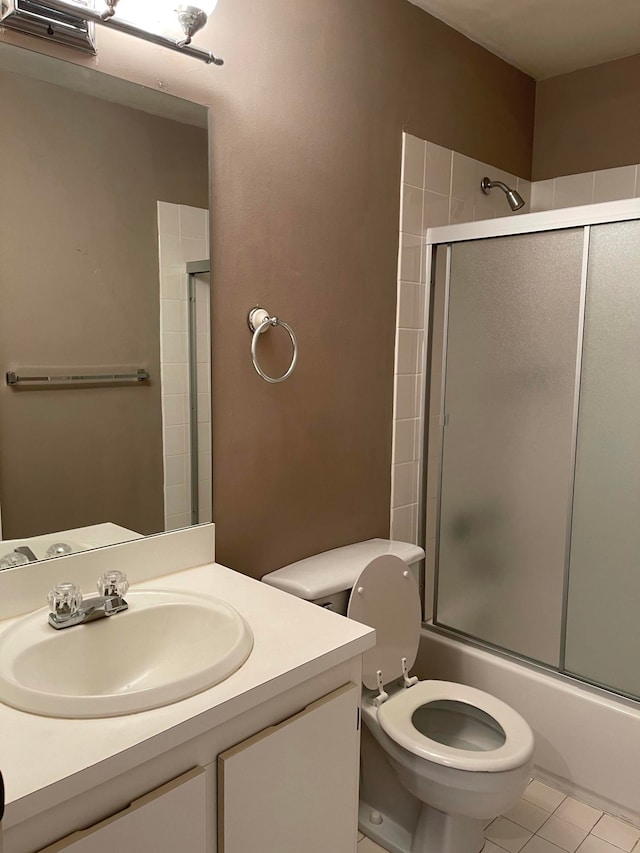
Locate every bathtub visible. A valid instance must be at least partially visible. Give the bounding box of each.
[415,626,640,826]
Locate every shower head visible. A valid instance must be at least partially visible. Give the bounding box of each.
[480,176,525,212]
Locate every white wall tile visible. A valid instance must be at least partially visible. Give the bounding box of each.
[403,134,426,188]
[515,178,532,214]
[554,173,594,209]
[393,418,417,464]
[397,281,425,329]
[451,152,477,202]
[198,450,212,481]
[401,184,424,235]
[423,190,450,229]
[425,141,452,196]
[399,233,423,283]
[390,504,416,543]
[180,237,209,264]
[198,421,211,450]
[159,234,181,266]
[593,165,637,203]
[160,271,184,300]
[157,201,180,236]
[165,484,188,516]
[449,195,474,225]
[162,363,189,395]
[161,299,183,333]
[198,478,212,514]
[473,181,497,220]
[394,374,419,419]
[196,332,210,363]
[162,394,188,426]
[164,454,187,487]
[531,179,555,212]
[164,425,187,457]
[197,391,211,423]
[392,461,419,507]
[396,329,421,374]
[166,513,191,531]
[162,332,184,364]
[179,205,209,241]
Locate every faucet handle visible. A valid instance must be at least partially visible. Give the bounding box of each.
[97,570,129,598]
[47,582,83,619]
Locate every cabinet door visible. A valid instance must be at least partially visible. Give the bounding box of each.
[218,683,360,853]
[38,767,206,853]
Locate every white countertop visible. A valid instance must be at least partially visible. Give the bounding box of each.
[0,560,375,828]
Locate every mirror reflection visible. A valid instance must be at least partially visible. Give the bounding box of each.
[0,44,211,564]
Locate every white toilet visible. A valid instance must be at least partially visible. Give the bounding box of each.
[263,539,535,853]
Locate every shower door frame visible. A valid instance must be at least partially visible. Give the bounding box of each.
[420,197,640,694]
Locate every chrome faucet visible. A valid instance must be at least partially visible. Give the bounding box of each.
[14,546,38,562]
[47,571,129,630]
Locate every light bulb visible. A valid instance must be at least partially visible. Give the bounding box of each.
[175,1,218,43]
[181,0,218,14]
[101,0,219,41]
[107,0,181,37]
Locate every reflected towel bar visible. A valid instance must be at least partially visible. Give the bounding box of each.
[6,369,150,386]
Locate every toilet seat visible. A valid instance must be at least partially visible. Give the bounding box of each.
[375,680,535,772]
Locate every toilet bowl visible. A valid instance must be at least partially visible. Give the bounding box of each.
[263,539,535,853]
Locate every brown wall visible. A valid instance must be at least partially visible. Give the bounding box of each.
[209,0,534,577]
[0,71,208,539]
[0,0,536,574]
[533,52,640,180]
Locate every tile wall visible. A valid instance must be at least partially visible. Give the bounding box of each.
[391,134,530,549]
[531,165,640,211]
[157,202,211,531]
[392,133,640,615]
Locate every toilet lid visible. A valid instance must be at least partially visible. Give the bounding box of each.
[347,555,421,690]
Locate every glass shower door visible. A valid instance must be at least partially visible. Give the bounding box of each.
[435,229,586,665]
[564,220,640,697]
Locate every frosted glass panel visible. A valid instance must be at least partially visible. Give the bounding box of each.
[565,221,640,696]
[435,230,585,665]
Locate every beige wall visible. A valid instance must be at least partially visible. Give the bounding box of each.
[0,70,208,539]
[533,52,640,180]
[0,0,536,574]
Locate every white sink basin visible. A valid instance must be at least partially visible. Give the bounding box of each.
[0,589,253,718]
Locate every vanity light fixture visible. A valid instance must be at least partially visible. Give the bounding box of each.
[0,0,223,65]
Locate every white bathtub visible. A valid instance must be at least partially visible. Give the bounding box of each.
[415,627,640,826]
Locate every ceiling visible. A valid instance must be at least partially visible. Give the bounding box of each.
[408,0,640,80]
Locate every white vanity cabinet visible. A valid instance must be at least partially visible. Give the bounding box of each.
[0,550,374,853]
[9,673,365,853]
[36,768,207,853]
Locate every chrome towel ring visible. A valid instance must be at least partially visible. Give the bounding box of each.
[247,307,298,384]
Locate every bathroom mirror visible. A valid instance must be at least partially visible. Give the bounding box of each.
[0,41,211,564]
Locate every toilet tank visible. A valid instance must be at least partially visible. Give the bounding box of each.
[262,538,425,615]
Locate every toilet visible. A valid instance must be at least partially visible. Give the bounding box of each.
[263,539,535,853]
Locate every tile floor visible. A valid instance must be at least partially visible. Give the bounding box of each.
[357,779,640,853]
